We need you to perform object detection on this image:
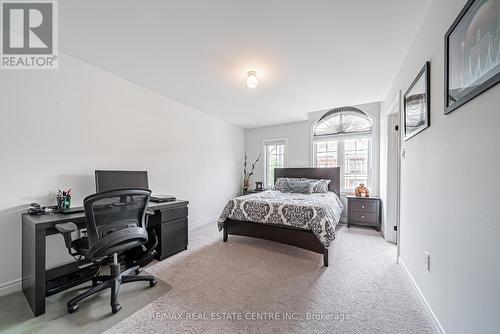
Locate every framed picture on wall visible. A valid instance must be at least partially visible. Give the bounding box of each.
[404,61,430,141]
[444,0,500,114]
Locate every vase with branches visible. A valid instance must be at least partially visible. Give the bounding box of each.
[243,153,261,193]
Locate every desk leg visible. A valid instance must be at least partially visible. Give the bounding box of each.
[22,219,46,317]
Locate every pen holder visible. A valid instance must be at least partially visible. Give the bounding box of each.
[57,195,71,210]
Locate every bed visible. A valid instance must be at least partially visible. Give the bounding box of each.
[217,167,343,266]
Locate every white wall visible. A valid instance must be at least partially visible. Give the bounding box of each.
[245,121,310,185]
[245,102,380,223]
[380,0,500,333]
[0,54,244,294]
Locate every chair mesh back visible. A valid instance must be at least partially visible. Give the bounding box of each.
[83,189,151,257]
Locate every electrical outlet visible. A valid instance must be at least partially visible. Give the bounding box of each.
[424,251,430,271]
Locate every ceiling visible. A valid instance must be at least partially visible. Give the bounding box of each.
[59,0,432,128]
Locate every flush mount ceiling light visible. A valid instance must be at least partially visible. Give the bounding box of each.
[246,71,258,88]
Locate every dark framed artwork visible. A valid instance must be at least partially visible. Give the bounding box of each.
[444,0,500,114]
[404,61,430,141]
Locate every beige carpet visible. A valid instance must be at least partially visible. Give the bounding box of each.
[105,223,436,334]
[0,268,170,334]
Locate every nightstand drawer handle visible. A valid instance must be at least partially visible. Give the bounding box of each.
[361,215,365,219]
[361,205,365,209]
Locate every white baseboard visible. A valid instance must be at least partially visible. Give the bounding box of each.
[189,215,217,230]
[398,257,446,334]
[0,278,21,297]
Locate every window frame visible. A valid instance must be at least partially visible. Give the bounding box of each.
[311,108,374,195]
[262,138,288,189]
[313,134,372,194]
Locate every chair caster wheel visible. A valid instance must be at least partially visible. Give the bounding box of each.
[135,268,142,275]
[68,304,79,313]
[112,304,122,314]
[149,279,157,287]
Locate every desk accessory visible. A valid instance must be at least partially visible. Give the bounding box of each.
[57,189,72,210]
[150,194,176,203]
[28,203,59,215]
[28,203,44,215]
[60,206,85,214]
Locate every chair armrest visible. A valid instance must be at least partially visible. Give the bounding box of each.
[55,222,78,234]
[145,209,155,228]
[55,222,78,254]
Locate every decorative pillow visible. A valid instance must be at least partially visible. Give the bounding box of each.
[282,179,317,194]
[301,178,331,193]
[274,177,300,191]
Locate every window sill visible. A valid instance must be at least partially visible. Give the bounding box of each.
[340,191,355,197]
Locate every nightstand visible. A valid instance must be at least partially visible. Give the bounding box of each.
[347,196,381,231]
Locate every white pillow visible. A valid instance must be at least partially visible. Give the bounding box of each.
[281,179,317,194]
[301,178,331,193]
[274,177,300,191]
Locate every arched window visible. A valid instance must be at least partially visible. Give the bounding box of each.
[313,107,373,192]
[314,107,372,137]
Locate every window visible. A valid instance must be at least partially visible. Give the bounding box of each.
[263,139,286,188]
[313,107,372,192]
[343,138,369,189]
[315,141,338,168]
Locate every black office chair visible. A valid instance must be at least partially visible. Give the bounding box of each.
[55,188,157,314]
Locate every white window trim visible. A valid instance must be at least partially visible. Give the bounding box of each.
[262,138,288,189]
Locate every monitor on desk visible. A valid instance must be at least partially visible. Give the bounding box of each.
[95,170,149,192]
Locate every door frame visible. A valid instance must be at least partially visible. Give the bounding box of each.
[386,91,402,259]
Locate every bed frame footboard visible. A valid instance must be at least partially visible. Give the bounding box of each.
[223,220,331,267]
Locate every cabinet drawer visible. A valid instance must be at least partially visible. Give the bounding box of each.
[160,207,188,222]
[349,211,377,223]
[349,200,378,213]
[156,217,188,260]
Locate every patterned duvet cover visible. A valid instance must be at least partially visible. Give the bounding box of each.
[217,190,344,247]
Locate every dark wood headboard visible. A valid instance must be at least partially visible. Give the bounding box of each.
[274,167,341,196]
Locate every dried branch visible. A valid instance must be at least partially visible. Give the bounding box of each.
[242,153,262,190]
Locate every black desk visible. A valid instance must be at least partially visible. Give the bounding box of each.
[22,200,188,317]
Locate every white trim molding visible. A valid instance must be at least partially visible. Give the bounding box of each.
[386,91,401,116]
[189,215,218,231]
[0,277,22,297]
[399,257,446,334]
